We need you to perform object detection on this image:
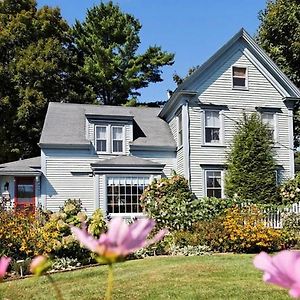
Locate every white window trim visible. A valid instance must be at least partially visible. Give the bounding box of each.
[232,65,248,90]
[95,124,125,154]
[106,175,152,216]
[203,110,223,145]
[204,169,224,198]
[95,125,109,153]
[260,112,278,142]
[176,110,183,148]
[111,126,125,154]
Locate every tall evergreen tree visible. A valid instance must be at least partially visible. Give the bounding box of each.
[0,0,94,163]
[73,1,174,105]
[257,0,300,146]
[225,113,278,203]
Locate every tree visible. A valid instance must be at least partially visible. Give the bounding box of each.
[173,65,199,86]
[0,0,94,163]
[225,113,278,203]
[73,1,174,105]
[257,0,300,146]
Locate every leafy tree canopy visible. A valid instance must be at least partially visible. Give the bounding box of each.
[0,0,94,163]
[225,113,278,203]
[73,1,175,105]
[173,65,199,86]
[257,0,300,146]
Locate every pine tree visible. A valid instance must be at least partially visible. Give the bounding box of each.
[73,1,174,105]
[225,113,278,203]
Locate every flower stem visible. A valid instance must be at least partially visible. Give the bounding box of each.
[105,264,114,300]
[46,274,63,300]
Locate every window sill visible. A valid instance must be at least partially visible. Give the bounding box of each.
[232,87,249,91]
[109,213,145,219]
[201,144,227,148]
[96,152,125,155]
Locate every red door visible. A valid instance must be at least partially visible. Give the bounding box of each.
[15,177,35,212]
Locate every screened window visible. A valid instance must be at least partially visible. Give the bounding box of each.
[107,177,149,214]
[112,127,124,153]
[205,111,220,143]
[262,113,275,140]
[206,170,222,198]
[232,66,247,88]
[177,111,183,147]
[96,126,107,152]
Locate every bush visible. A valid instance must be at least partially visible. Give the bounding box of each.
[279,173,300,204]
[185,205,283,253]
[140,174,196,230]
[225,113,278,203]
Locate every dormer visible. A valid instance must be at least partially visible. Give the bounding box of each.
[85,114,133,156]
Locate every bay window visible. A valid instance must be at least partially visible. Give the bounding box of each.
[107,176,149,214]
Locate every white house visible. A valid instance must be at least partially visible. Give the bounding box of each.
[1,28,299,217]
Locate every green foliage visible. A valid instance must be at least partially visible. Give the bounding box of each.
[0,0,94,163]
[87,209,107,238]
[140,174,196,231]
[73,1,174,105]
[225,113,278,203]
[257,0,300,146]
[173,65,199,86]
[279,173,300,204]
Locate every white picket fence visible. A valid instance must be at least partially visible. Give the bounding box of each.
[265,202,300,229]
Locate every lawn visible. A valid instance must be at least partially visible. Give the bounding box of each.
[0,254,289,300]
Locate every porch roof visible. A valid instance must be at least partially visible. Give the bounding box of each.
[90,155,165,174]
[0,156,41,176]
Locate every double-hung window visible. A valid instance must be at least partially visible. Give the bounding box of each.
[95,126,107,152]
[112,126,124,153]
[205,170,222,198]
[261,112,275,140]
[205,111,220,143]
[95,125,124,153]
[107,177,149,214]
[232,66,247,89]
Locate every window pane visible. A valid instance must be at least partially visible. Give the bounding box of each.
[113,127,123,140]
[207,189,222,198]
[205,128,219,143]
[205,111,220,127]
[233,77,246,87]
[96,127,106,139]
[17,184,34,202]
[113,140,123,152]
[96,140,106,152]
[233,67,246,77]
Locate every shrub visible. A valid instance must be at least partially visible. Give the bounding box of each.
[279,173,300,204]
[222,205,282,252]
[140,174,196,230]
[225,113,278,203]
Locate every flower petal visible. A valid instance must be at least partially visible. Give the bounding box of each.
[0,257,10,278]
[71,226,99,252]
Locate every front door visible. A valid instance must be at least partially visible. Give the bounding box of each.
[15,177,35,212]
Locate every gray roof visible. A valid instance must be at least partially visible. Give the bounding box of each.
[0,156,41,175]
[40,102,176,149]
[91,155,164,167]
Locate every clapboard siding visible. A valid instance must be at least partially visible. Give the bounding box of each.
[187,42,293,198]
[131,150,176,177]
[177,147,184,176]
[45,156,95,215]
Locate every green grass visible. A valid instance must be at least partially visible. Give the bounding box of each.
[0,254,290,300]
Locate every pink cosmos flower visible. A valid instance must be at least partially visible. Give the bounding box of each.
[71,217,167,263]
[253,251,300,298]
[0,257,11,279]
[30,255,52,276]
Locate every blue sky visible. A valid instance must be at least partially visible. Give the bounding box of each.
[37,0,266,103]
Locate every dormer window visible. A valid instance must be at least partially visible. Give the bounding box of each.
[232,66,247,89]
[96,126,107,152]
[112,126,124,153]
[95,125,124,153]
